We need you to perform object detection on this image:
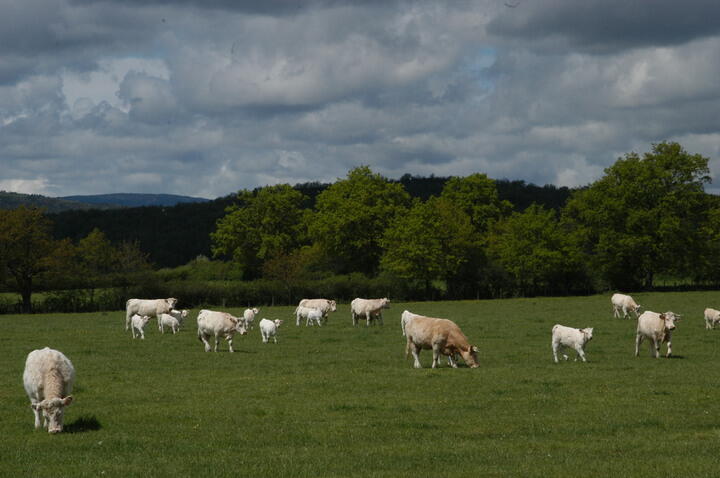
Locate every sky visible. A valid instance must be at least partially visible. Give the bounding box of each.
[1,0,719,199]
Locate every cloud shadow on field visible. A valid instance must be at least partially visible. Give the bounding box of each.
[64,415,102,433]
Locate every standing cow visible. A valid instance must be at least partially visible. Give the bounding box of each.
[351,297,390,326]
[298,299,336,324]
[125,298,178,330]
[611,293,641,319]
[551,324,594,363]
[635,311,681,358]
[197,309,248,352]
[704,308,720,330]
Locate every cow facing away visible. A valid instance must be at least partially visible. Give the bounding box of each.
[611,293,641,319]
[243,308,259,329]
[404,315,479,368]
[125,298,177,330]
[551,324,594,363]
[351,297,390,326]
[23,347,75,434]
[298,299,336,324]
[704,308,720,330]
[635,311,681,358]
[197,309,248,352]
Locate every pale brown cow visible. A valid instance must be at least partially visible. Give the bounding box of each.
[404,315,479,368]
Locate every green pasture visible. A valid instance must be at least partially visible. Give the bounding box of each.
[2,292,720,477]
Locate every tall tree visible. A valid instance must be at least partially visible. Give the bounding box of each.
[0,207,57,312]
[488,204,588,296]
[308,166,411,275]
[381,197,480,296]
[440,173,512,233]
[563,142,710,289]
[211,184,309,279]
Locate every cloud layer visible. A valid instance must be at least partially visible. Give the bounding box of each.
[1,0,719,197]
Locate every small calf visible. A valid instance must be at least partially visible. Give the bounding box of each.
[159,309,188,334]
[244,307,260,329]
[705,308,720,330]
[260,318,284,343]
[131,314,152,339]
[551,324,594,363]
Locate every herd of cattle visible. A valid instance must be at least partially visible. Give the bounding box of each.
[21,292,717,433]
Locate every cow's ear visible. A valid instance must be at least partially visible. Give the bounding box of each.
[63,396,73,406]
[471,346,479,353]
[659,314,666,320]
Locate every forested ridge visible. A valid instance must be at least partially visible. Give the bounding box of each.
[2,142,718,313]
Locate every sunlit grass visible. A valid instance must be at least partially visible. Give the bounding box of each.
[2,291,720,476]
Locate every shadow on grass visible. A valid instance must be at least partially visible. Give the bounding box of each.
[64,415,101,433]
[667,355,685,359]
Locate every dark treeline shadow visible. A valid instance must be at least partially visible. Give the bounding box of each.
[64,415,102,433]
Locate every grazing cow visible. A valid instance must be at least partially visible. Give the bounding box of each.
[404,315,479,369]
[159,309,188,334]
[23,347,75,434]
[551,324,594,363]
[635,311,681,358]
[704,308,720,330]
[125,298,177,330]
[351,297,390,326]
[260,318,284,343]
[243,308,259,329]
[611,293,641,319]
[295,306,323,327]
[197,309,248,352]
[298,299,337,324]
[130,314,152,339]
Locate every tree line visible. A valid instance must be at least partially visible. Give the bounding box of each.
[1,142,717,313]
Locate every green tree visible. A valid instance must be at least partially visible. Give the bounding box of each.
[211,184,309,279]
[440,173,512,233]
[308,166,411,275]
[488,204,588,296]
[563,142,710,289]
[0,207,57,312]
[380,197,480,296]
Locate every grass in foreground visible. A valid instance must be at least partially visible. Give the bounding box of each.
[2,291,720,477]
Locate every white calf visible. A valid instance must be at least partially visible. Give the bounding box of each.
[243,307,259,329]
[295,306,323,327]
[704,308,720,330]
[131,314,151,339]
[159,309,188,334]
[551,324,594,363]
[260,318,284,343]
[611,293,641,319]
[23,347,75,433]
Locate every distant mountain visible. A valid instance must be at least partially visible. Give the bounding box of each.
[0,191,113,213]
[60,193,211,208]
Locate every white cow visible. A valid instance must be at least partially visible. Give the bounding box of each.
[351,297,390,326]
[130,314,152,339]
[295,306,323,327]
[551,324,594,363]
[125,297,177,330]
[23,347,75,433]
[704,308,720,330]
[611,293,641,319]
[159,309,188,334]
[635,311,681,358]
[197,309,248,352]
[243,308,260,329]
[260,318,284,343]
[298,299,337,324]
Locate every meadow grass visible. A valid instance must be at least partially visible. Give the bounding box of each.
[2,291,720,477]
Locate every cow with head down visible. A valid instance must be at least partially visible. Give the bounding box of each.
[23,347,75,434]
[404,315,479,369]
[635,311,681,358]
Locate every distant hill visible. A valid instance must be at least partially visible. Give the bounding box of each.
[61,193,210,208]
[0,191,112,213]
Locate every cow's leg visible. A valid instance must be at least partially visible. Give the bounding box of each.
[296,314,301,327]
[410,343,422,368]
[227,335,234,353]
[273,335,278,344]
[575,346,587,362]
[366,312,372,326]
[651,337,660,358]
[352,312,358,327]
[552,340,559,363]
[635,334,642,357]
[214,334,220,352]
[665,336,672,357]
[431,344,442,368]
[200,333,212,352]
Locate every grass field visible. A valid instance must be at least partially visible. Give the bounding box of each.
[2,291,720,477]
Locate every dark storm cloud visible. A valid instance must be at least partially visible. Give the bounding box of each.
[488,0,720,53]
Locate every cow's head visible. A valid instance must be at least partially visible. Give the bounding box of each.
[274,319,284,327]
[382,298,391,309]
[140,315,151,326]
[581,327,594,343]
[233,318,248,335]
[661,312,680,331]
[461,345,480,368]
[167,298,178,309]
[33,396,73,434]
[329,300,337,312]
